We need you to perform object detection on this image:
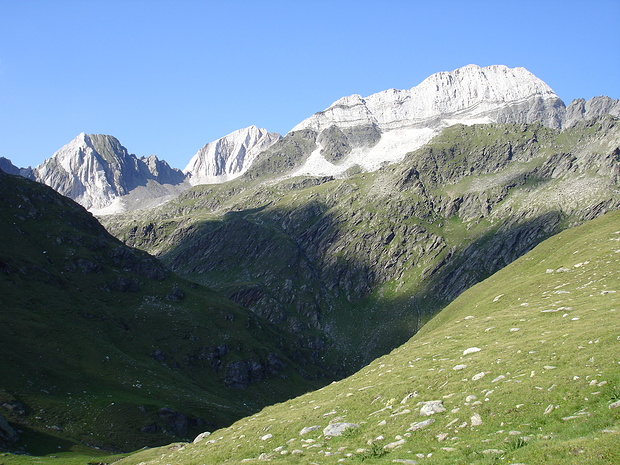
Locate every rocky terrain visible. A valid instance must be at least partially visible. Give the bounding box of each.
[185,125,281,185]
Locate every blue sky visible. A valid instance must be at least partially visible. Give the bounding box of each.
[1,0,619,169]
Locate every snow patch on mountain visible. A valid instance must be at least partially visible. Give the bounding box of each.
[185,126,281,185]
[289,64,565,178]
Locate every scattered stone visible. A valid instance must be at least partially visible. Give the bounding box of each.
[392,460,418,464]
[471,372,486,381]
[323,422,360,437]
[407,418,435,432]
[420,400,446,416]
[491,375,506,383]
[193,431,211,444]
[482,449,505,455]
[510,328,520,332]
[260,433,273,441]
[463,347,482,355]
[465,395,477,403]
[384,439,406,450]
[299,425,320,436]
[471,413,483,426]
[544,404,554,415]
[436,432,449,442]
[453,364,467,371]
[441,447,457,452]
[609,400,620,409]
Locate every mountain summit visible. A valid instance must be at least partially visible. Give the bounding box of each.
[287,64,565,176]
[33,133,186,212]
[184,125,281,185]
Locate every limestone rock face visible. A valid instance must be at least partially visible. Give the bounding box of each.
[288,64,566,176]
[564,96,620,128]
[185,126,281,185]
[33,133,186,212]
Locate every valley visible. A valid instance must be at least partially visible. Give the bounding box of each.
[1,64,619,463]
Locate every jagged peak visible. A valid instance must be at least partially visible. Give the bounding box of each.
[184,125,281,185]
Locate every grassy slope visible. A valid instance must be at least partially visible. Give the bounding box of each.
[117,209,620,464]
[0,172,324,458]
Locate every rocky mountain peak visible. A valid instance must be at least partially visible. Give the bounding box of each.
[184,125,281,185]
[33,133,186,213]
[287,64,566,177]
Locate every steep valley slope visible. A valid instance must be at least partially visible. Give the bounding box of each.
[103,116,620,372]
[0,171,328,454]
[117,200,620,465]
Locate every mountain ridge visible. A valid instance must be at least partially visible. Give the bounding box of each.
[2,65,619,212]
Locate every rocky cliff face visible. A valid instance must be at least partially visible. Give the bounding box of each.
[184,126,281,185]
[564,96,620,127]
[277,64,566,177]
[33,133,187,213]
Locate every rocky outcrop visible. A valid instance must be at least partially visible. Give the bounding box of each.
[563,96,620,128]
[33,133,187,212]
[0,413,19,450]
[282,64,566,177]
[185,126,281,185]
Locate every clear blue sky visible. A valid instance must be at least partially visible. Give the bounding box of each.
[1,0,618,169]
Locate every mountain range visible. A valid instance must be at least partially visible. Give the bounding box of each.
[1,64,620,463]
[2,65,619,213]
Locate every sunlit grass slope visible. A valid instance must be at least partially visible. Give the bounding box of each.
[118,209,620,464]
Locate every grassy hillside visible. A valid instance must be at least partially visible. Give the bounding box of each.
[0,171,325,456]
[116,209,620,464]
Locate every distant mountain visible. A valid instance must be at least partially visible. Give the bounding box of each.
[10,65,619,213]
[252,64,566,178]
[185,125,281,185]
[0,156,33,178]
[32,133,187,213]
[564,95,620,127]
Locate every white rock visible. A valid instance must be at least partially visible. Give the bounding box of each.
[185,126,281,185]
[420,401,446,416]
[471,413,483,426]
[407,418,435,432]
[323,422,360,437]
[383,439,406,450]
[260,433,273,441]
[463,347,482,355]
[471,372,486,381]
[299,425,320,436]
[193,431,211,444]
